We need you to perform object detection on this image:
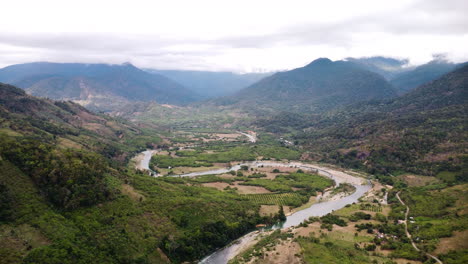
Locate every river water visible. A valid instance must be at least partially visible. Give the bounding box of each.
[137,151,371,264]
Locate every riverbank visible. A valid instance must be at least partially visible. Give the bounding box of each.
[134,149,371,264]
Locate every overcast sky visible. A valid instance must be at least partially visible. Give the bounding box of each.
[1,0,467,72]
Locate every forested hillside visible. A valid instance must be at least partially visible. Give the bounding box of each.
[216,58,397,113]
[0,83,268,263]
[255,64,468,182]
[390,60,460,94]
[0,62,199,111]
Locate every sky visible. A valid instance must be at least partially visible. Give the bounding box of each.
[1,0,467,72]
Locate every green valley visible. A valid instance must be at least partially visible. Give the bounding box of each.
[0,53,467,264]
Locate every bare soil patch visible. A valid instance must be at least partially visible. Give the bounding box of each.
[58,137,83,150]
[434,230,468,254]
[201,182,230,191]
[398,174,440,187]
[232,182,272,194]
[259,205,291,217]
[121,184,145,202]
[214,133,241,139]
[246,238,302,264]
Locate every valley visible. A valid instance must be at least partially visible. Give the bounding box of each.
[1,1,468,263]
[0,58,466,264]
[132,136,372,263]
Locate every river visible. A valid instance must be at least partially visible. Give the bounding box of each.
[136,151,371,264]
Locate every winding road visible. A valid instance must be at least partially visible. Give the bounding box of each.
[396,192,443,264]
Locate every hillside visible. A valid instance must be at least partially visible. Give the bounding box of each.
[0,82,164,162]
[0,62,200,111]
[256,64,468,180]
[390,60,461,94]
[146,69,272,98]
[345,56,409,79]
[0,83,269,263]
[345,57,464,94]
[217,58,397,113]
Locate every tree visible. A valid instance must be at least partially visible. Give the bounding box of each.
[278,206,286,221]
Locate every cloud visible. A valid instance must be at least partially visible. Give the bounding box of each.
[0,0,467,71]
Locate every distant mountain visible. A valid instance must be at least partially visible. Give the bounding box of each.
[390,60,461,94]
[0,62,200,111]
[345,56,409,79]
[218,58,397,113]
[145,69,272,98]
[257,64,468,177]
[345,56,465,94]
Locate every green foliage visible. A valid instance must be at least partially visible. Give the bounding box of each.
[256,65,468,178]
[0,135,114,209]
[439,250,468,264]
[224,58,396,114]
[0,183,13,221]
[374,213,387,222]
[240,172,333,193]
[296,235,373,264]
[151,155,213,168]
[243,193,305,207]
[0,157,265,264]
[331,183,356,195]
[247,173,267,178]
[349,212,372,222]
[235,172,333,208]
[278,205,286,221]
[185,174,233,184]
[150,145,301,170]
[359,203,382,212]
[400,188,456,217]
[389,242,423,260]
[320,214,347,227]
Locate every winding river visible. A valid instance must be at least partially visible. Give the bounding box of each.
[137,151,371,264]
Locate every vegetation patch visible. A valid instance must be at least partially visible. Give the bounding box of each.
[243,193,305,207]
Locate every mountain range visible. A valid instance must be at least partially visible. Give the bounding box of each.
[215,58,398,113]
[0,57,461,114]
[0,62,199,111]
[145,69,272,98]
[255,63,468,178]
[346,56,461,94]
[0,56,467,264]
[389,60,461,94]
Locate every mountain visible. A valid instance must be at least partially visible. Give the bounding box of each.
[256,64,468,179]
[390,60,461,94]
[0,83,264,263]
[146,69,272,98]
[0,62,200,111]
[345,56,465,94]
[0,82,163,161]
[217,58,397,113]
[345,56,409,79]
